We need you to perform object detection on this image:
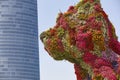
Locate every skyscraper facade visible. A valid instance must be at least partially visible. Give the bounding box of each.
[0,0,39,80]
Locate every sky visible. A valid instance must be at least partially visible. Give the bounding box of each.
[38,0,120,80]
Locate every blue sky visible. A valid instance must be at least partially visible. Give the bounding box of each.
[38,0,120,80]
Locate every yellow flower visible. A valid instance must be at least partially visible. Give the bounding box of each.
[77,13,87,20]
[92,30,105,51]
[64,11,72,17]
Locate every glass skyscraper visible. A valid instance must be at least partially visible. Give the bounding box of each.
[0,0,39,80]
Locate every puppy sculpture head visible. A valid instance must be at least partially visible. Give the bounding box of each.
[40,0,117,62]
[40,0,120,79]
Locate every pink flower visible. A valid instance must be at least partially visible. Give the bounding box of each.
[99,66,117,80]
[94,3,102,11]
[76,32,94,51]
[102,50,118,62]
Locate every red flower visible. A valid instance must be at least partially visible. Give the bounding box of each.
[82,52,97,67]
[74,64,83,80]
[107,23,115,39]
[94,58,112,68]
[83,0,88,3]
[57,39,65,52]
[56,14,68,30]
[101,11,108,19]
[82,52,112,68]
[49,28,56,36]
[46,38,64,53]
[87,17,102,30]
[116,57,120,74]
[76,32,94,51]
[67,6,77,13]
[90,0,94,3]
[109,38,120,55]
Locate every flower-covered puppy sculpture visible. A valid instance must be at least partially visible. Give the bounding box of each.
[40,0,120,80]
